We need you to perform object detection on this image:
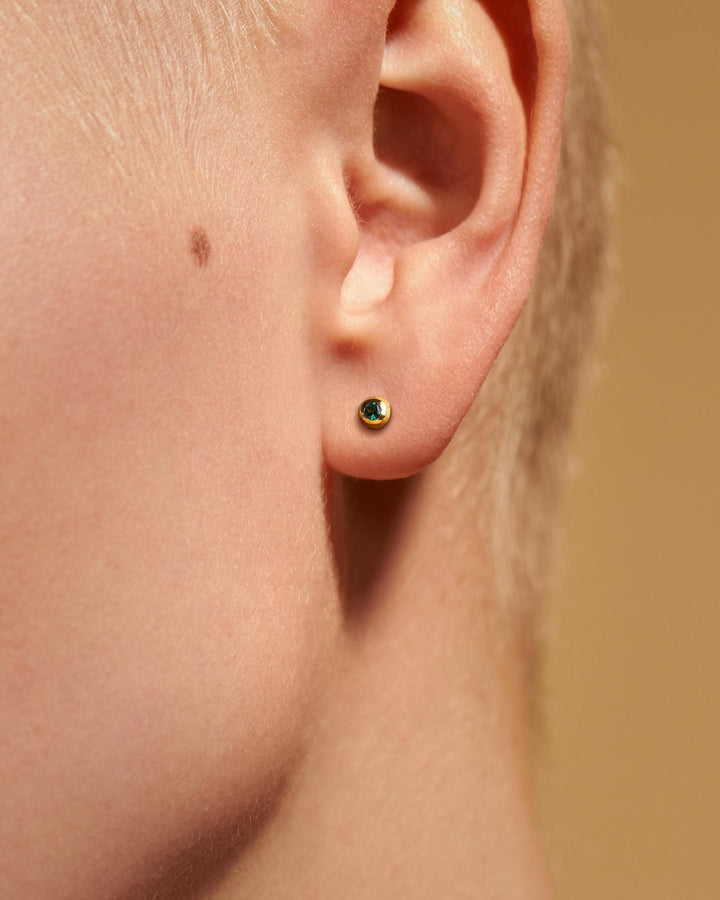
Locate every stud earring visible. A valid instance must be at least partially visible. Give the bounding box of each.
[358,396,391,430]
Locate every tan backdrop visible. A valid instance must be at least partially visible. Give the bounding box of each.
[541,1,720,897]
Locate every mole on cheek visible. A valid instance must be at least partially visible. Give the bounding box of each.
[190,226,211,267]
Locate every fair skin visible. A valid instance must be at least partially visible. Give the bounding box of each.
[0,0,569,896]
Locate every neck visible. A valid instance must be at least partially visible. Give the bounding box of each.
[210,469,549,898]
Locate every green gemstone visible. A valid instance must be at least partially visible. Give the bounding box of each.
[359,396,391,429]
[362,400,382,421]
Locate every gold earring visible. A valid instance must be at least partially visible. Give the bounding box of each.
[358,397,391,429]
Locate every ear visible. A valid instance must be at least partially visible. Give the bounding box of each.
[316,0,570,480]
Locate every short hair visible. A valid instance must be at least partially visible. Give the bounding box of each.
[451,0,616,622]
[0,1,293,184]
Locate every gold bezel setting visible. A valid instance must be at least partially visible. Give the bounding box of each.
[358,397,391,430]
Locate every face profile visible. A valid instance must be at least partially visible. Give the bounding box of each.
[0,1,613,897]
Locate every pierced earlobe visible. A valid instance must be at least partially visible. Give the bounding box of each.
[317,0,569,481]
[358,397,392,430]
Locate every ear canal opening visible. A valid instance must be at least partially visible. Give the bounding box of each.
[340,84,485,310]
[373,86,482,221]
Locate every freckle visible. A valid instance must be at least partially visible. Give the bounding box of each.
[190,226,211,268]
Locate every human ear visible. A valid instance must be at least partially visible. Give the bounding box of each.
[315,0,570,480]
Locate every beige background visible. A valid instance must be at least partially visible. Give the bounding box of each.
[541,1,720,897]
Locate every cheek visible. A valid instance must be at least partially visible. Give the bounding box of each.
[0,163,335,892]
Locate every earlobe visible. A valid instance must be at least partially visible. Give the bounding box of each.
[317,0,570,481]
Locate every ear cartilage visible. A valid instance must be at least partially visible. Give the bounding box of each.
[358,397,391,430]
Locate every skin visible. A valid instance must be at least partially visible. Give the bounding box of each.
[0,1,568,896]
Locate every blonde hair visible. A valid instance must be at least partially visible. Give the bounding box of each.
[0,1,292,186]
[451,0,616,617]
